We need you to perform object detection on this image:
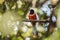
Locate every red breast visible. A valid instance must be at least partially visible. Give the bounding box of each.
[29,13,36,26]
[29,13,36,20]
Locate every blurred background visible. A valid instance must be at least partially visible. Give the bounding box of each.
[0,0,60,40]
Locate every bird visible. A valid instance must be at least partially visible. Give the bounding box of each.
[28,9,38,36]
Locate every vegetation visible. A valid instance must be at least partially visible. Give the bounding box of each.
[0,0,60,40]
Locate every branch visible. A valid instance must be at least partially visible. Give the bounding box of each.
[22,19,49,23]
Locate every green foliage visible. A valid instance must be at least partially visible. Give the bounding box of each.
[0,4,3,13]
[43,28,60,40]
[54,3,60,16]
[0,0,60,40]
[12,36,23,40]
[17,10,24,17]
[40,11,48,20]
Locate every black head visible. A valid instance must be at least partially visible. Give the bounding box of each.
[30,9,34,14]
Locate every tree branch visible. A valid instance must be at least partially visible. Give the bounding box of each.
[22,19,49,23]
